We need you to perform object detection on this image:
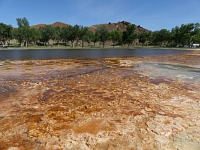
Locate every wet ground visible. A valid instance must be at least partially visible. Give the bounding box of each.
[0,51,200,150]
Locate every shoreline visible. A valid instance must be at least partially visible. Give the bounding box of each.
[1,46,200,51]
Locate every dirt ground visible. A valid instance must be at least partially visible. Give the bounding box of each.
[0,51,200,150]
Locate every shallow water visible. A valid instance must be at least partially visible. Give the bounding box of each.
[0,48,187,60]
[137,63,200,83]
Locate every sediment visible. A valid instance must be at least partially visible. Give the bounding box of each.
[0,51,200,150]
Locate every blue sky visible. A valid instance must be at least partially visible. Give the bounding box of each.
[0,0,199,31]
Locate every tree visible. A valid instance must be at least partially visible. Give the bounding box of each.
[91,32,99,46]
[179,23,195,46]
[52,27,62,46]
[0,23,13,46]
[61,27,70,45]
[13,27,23,47]
[96,26,109,48]
[29,28,40,46]
[109,30,122,48]
[39,25,54,46]
[123,25,137,48]
[16,17,30,47]
[192,24,200,44]
[151,29,170,46]
[79,26,88,48]
[158,29,171,46]
[192,33,200,44]
[84,30,94,46]
[139,32,150,46]
[171,26,181,47]
[65,25,80,48]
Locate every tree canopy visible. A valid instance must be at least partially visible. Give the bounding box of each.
[109,30,122,48]
[123,25,137,48]
[1,17,200,48]
[96,26,109,48]
[0,23,13,45]
[16,17,30,47]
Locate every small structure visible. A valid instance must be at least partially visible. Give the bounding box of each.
[192,44,200,48]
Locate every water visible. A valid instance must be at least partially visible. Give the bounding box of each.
[0,48,187,60]
[137,63,200,83]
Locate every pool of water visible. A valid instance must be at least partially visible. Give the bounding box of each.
[0,48,187,60]
[137,63,200,83]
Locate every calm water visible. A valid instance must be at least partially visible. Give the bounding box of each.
[137,63,200,83]
[0,48,187,60]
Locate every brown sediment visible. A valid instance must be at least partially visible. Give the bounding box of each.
[0,52,200,150]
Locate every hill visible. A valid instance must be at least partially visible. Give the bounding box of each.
[31,22,69,28]
[31,21,149,33]
[89,21,150,33]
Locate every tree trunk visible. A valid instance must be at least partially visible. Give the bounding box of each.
[25,33,28,47]
[25,40,28,47]
[71,41,75,48]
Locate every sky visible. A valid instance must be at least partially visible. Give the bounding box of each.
[0,0,199,31]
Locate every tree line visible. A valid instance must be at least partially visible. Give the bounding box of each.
[0,17,200,48]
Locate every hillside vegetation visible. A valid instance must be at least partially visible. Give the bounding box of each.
[0,17,200,48]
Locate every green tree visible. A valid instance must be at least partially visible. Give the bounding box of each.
[13,27,23,47]
[16,17,30,47]
[96,26,109,48]
[29,28,40,46]
[52,27,62,46]
[139,32,150,46]
[158,29,171,46]
[39,25,54,46]
[171,26,181,47]
[84,30,94,47]
[122,25,137,48]
[91,32,99,46]
[150,31,158,46]
[151,29,170,46]
[109,30,122,48]
[192,24,200,44]
[66,25,80,48]
[61,27,70,44]
[79,26,88,48]
[192,34,200,44]
[0,23,13,46]
[179,23,195,46]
